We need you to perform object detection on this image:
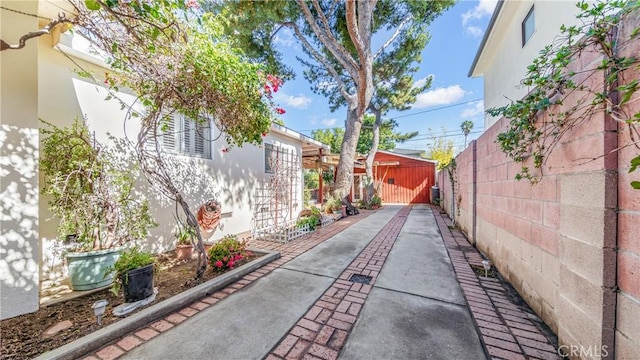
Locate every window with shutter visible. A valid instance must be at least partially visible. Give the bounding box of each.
[151,115,211,159]
[161,115,179,153]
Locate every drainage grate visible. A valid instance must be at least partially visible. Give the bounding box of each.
[349,274,373,284]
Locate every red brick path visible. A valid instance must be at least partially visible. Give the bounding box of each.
[267,206,412,360]
[432,207,561,360]
[83,210,374,360]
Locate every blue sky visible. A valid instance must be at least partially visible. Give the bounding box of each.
[270,0,497,153]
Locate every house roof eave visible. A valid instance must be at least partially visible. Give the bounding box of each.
[468,0,505,78]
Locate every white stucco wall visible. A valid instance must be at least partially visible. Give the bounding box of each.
[36,31,306,283]
[0,1,41,320]
[473,1,592,128]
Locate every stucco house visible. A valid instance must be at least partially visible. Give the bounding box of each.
[456,0,640,358]
[469,0,596,129]
[0,2,327,320]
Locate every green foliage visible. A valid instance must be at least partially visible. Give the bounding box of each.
[208,235,248,272]
[323,196,343,214]
[296,207,322,230]
[630,155,640,189]
[488,0,640,184]
[79,1,279,151]
[460,120,474,146]
[427,136,455,170]
[175,222,196,246]
[107,247,155,296]
[311,128,345,154]
[370,194,382,207]
[40,119,157,251]
[304,169,320,189]
[311,115,418,154]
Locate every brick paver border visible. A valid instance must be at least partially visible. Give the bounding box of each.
[82,210,374,360]
[267,206,412,360]
[431,207,561,360]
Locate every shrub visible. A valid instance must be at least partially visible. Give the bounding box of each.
[208,235,248,272]
[296,211,321,230]
[370,194,382,206]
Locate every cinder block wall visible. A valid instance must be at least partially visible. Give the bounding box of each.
[613,10,640,359]
[440,12,640,359]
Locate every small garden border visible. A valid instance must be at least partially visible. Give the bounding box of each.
[35,249,280,360]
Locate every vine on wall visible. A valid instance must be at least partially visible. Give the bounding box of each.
[488,1,640,187]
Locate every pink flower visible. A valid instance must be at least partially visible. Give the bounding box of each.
[221,148,229,153]
[185,0,200,9]
[227,260,235,268]
[262,132,267,137]
[223,257,228,262]
[235,254,243,261]
[275,108,286,115]
[215,260,223,268]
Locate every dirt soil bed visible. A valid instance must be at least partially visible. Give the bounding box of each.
[0,251,264,360]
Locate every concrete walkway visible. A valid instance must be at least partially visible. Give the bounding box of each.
[84,205,560,360]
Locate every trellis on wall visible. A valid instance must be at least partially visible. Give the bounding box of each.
[252,144,303,243]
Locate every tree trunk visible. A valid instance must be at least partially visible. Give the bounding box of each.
[364,108,382,204]
[333,105,362,202]
[175,194,207,277]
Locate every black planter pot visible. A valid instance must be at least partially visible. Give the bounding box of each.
[122,264,154,303]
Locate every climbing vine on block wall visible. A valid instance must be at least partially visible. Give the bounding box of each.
[487,0,640,187]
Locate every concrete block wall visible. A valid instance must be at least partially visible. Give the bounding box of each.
[614,11,640,359]
[439,11,640,358]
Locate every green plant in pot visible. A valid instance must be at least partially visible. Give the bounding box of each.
[175,221,196,261]
[370,194,382,209]
[107,247,155,302]
[40,119,157,290]
[323,196,343,215]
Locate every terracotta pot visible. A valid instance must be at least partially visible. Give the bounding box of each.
[176,244,194,260]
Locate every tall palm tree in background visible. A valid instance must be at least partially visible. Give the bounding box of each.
[461,120,474,147]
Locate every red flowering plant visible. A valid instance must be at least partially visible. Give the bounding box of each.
[208,234,249,272]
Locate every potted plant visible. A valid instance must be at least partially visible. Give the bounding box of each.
[40,119,157,290]
[107,247,155,302]
[323,196,343,215]
[175,222,195,260]
[370,194,382,209]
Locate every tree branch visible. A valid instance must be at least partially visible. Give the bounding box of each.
[373,15,412,60]
[295,0,359,78]
[285,22,354,103]
[0,12,73,51]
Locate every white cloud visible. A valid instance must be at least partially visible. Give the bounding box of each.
[462,0,497,37]
[460,101,484,118]
[273,92,312,109]
[273,28,296,47]
[413,75,434,89]
[413,85,466,109]
[321,118,337,127]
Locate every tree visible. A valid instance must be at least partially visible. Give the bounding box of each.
[216,0,453,202]
[311,128,345,154]
[460,120,474,147]
[311,115,417,155]
[427,136,454,171]
[2,1,279,277]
